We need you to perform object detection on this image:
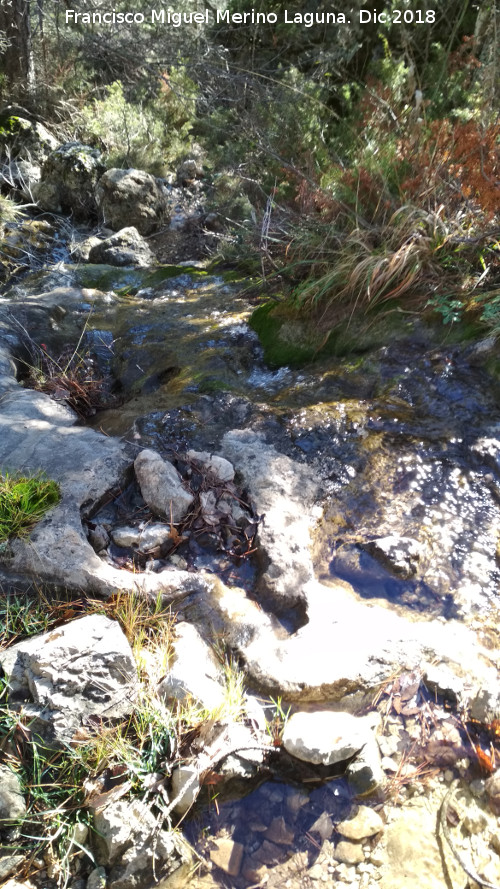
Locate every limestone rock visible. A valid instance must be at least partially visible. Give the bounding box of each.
[334,841,365,865]
[186,450,234,482]
[282,710,374,766]
[157,622,225,710]
[365,535,420,578]
[0,856,25,882]
[264,816,295,846]
[0,614,138,745]
[379,804,464,889]
[169,765,199,816]
[134,449,194,523]
[88,227,154,268]
[210,838,244,877]
[337,806,384,840]
[96,168,171,235]
[220,430,320,609]
[0,108,58,163]
[34,142,105,219]
[0,764,26,821]
[111,523,172,552]
[94,798,192,889]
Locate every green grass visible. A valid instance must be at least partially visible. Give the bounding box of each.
[0,472,60,543]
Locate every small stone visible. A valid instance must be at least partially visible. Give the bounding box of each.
[282,710,374,766]
[187,450,235,482]
[135,449,194,522]
[337,806,384,840]
[86,866,106,889]
[210,838,244,877]
[241,858,267,883]
[369,848,386,867]
[286,788,309,814]
[0,764,26,821]
[381,756,399,772]
[253,839,287,865]
[265,816,295,845]
[0,857,26,882]
[308,863,324,879]
[309,811,334,840]
[334,841,365,865]
[170,765,199,815]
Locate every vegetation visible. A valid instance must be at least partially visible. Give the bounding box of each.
[0,472,60,542]
[0,2,497,352]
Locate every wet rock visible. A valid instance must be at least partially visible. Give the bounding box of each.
[309,812,334,840]
[0,615,138,745]
[365,536,420,578]
[337,806,384,840]
[282,710,374,766]
[264,816,295,846]
[111,523,171,552]
[70,235,103,262]
[220,430,320,610]
[94,798,192,889]
[134,449,194,523]
[157,622,225,710]
[334,841,365,865]
[348,723,386,795]
[88,227,154,268]
[34,142,105,219]
[0,764,26,821]
[96,168,171,235]
[209,838,244,877]
[186,450,235,482]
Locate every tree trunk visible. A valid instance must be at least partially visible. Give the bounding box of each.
[0,0,36,94]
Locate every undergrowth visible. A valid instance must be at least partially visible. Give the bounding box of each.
[0,588,249,887]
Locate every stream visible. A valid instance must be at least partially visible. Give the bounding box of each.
[3,214,500,888]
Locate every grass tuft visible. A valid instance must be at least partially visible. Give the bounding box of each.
[0,472,60,543]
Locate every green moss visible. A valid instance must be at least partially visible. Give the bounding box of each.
[0,472,60,542]
[249,301,317,367]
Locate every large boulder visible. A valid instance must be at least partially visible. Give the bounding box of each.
[88,226,154,267]
[34,142,105,219]
[0,107,58,164]
[96,168,171,235]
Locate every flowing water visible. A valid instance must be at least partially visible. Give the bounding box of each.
[4,217,500,887]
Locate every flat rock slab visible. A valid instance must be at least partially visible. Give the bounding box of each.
[0,614,138,745]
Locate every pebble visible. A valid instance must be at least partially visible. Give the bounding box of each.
[334,841,365,865]
[337,806,384,840]
[209,838,244,877]
[265,816,295,846]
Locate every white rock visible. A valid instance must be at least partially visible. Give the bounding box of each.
[111,523,171,551]
[135,449,194,523]
[169,765,200,815]
[157,622,225,710]
[0,614,138,745]
[187,449,235,482]
[283,710,374,766]
[0,765,26,821]
[337,806,384,840]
